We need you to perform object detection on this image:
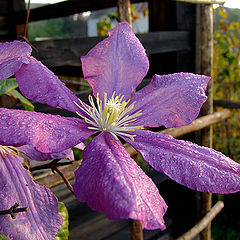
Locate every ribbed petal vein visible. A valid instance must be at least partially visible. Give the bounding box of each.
[81,22,149,101]
[73,132,167,230]
[15,56,88,115]
[0,153,62,240]
[0,108,96,153]
[129,73,210,128]
[124,130,240,194]
[0,41,31,80]
[17,145,74,161]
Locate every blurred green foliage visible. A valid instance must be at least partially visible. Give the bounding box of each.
[97,12,118,36]
[0,78,34,111]
[0,233,10,240]
[212,213,240,240]
[55,202,69,240]
[28,16,87,41]
[213,7,240,161]
[97,4,148,36]
[28,18,70,40]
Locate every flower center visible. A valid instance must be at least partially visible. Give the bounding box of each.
[74,91,143,141]
[0,145,18,158]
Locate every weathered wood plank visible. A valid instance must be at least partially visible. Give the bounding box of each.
[69,214,128,240]
[176,0,225,4]
[149,0,176,31]
[139,31,191,54]
[31,31,191,68]
[148,0,196,76]
[69,209,171,240]
[11,0,142,24]
[214,100,240,109]
[176,1,196,30]
[34,160,81,189]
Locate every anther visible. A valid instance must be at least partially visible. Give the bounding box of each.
[73,92,143,141]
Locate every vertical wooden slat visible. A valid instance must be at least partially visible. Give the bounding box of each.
[129,219,144,240]
[148,0,177,76]
[117,0,132,26]
[12,0,26,38]
[149,0,176,31]
[117,1,142,239]
[200,193,212,240]
[199,4,213,240]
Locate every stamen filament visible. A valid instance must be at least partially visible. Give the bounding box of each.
[73,92,143,141]
[0,146,18,158]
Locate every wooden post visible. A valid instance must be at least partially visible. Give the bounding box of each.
[13,0,26,38]
[116,1,142,239]
[177,201,224,240]
[117,0,132,26]
[129,219,144,240]
[199,4,214,240]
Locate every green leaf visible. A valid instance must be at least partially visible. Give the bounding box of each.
[0,78,18,96]
[55,202,69,240]
[0,232,11,240]
[9,89,34,111]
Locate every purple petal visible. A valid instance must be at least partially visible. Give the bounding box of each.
[17,145,74,161]
[73,132,167,230]
[129,73,210,128]
[0,151,62,240]
[0,108,96,153]
[81,22,149,101]
[0,41,31,80]
[124,130,240,194]
[15,56,87,115]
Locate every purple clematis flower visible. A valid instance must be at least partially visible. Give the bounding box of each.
[0,143,82,239]
[0,22,240,230]
[0,145,63,240]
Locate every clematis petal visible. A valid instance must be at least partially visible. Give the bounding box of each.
[81,22,149,101]
[0,41,31,80]
[17,143,85,161]
[73,132,167,230]
[15,56,87,115]
[129,73,210,128]
[17,145,75,161]
[124,130,240,194]
[0,108,96,153]
[0,152,62,240]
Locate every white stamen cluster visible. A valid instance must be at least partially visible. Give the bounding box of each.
[74,92,143,141]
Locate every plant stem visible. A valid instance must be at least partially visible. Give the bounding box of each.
[0,203,28,219]
[24,0,31,38]
[30,159,74,194]
[29,159,73,172]
[53,167,74,194]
